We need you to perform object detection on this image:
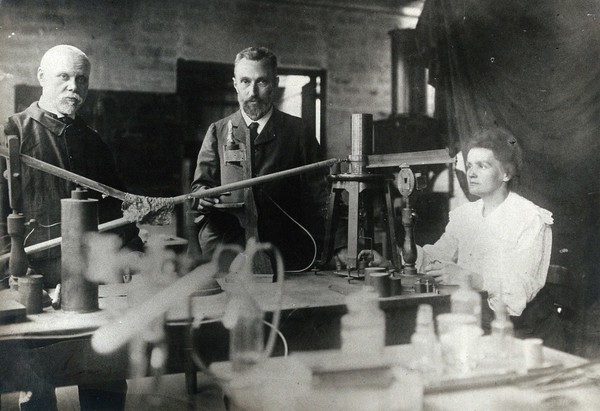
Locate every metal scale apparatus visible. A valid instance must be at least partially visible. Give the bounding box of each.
[320,113,453,291]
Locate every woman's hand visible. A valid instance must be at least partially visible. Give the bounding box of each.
[424,260,470,285]
[357,249,389,268]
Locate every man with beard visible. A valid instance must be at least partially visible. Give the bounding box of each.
[191,46,328,272]
[0,45,140,411]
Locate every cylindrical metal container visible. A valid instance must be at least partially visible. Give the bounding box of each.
[370,271,391,298]
[61,192,99,312]
[390,274,403,296]
[389,28,427,116]
[349,114,373,175]
[7,212,28,282]
[18,274,44,314]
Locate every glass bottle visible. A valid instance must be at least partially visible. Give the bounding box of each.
[410,304,441,377]
[226,291,264,372]
[341,287,385,354]
[451,276,482,327]
[491,300,514,360]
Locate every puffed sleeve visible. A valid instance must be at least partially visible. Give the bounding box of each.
[487,209,553,316]
[419,207,462,270]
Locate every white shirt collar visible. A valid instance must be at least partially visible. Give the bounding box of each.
[241,106,273,135]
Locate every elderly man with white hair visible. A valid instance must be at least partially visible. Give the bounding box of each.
[1,45,141,411]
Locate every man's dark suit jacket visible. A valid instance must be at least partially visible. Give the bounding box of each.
[0,102,141,286]
[191,108,329,271]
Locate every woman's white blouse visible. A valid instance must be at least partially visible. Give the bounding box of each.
[419,191,553,316]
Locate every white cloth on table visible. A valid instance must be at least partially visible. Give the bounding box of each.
[418,191,553,316]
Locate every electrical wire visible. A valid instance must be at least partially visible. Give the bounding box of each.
[187,317,288,384]
[263,319,288,358]
[262,191,317,273]
[12,219,62,282]
[23,229,35,246]
[23,221,61,246]
[187,245,287,382]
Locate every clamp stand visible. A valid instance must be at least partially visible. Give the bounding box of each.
[321,114,400,274]
[5,135,28,288]
[321,173,400,273]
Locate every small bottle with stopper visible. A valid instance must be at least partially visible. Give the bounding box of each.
[450,275,482,328]
[340,287,385,354]
[223,288,264,372]
[410,304,441,379]
[491,300,514,360]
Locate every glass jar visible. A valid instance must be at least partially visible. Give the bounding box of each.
[341,287,385,354]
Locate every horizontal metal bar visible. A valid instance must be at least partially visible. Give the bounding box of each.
[366,149,454,168]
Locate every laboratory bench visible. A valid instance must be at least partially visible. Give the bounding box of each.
[0,271,451,394]
[210,342,600,411]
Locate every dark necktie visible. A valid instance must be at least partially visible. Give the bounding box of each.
[249,122,259,142]
[59,116,74,125]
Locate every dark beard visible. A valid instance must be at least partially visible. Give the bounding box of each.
[242,99,270,120]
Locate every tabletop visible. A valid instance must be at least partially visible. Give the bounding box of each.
[0,271,448,340]
[210,342,600,411]
[0,271,450,393]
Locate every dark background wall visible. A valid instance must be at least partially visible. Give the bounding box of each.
[0,0,421,161]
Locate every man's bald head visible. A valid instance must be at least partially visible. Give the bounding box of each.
[39,45,90,72]
[37,45,91,117]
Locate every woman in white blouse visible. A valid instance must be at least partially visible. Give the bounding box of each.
[367,127,563,347]
[422,129,552,318]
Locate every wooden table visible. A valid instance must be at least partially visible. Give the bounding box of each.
[0,272,450,393]
[210,342,600,411]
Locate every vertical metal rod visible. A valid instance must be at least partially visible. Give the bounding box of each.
[401,203,418,275]
[6,135,28,280]
[384,181,400,269]
[347,184,360,270]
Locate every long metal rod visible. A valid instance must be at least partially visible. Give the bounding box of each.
[0,145,128,201]
[0,146,341,206]
[0,217,131,263]
[172,158,341,204]
[367,148,453,168]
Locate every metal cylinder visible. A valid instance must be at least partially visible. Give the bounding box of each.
[18,274,44,314]
[7,212,28,281]
[370,272,391,298]
[390,275,403,296]
[350,114,373,174]
[61,193,99,312]
[389,28,427,115]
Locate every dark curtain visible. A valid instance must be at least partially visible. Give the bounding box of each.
[416,0,600,298]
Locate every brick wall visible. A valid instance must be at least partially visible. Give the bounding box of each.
[0,0,418,159]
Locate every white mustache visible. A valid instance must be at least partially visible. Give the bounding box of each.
[62,94,82,102]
